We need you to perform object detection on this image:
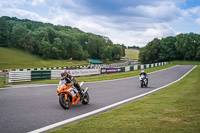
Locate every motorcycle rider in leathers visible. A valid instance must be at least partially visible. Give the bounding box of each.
[139,70,147,80]
[61,69,84,99]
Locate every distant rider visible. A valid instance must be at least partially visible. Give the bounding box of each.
[61,69,84,99]
[139,70,147,80]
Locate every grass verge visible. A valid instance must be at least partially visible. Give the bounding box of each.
[48,66,200,133]
[170,60,200,65]
[0,47,89,70]
[125,49,139,59]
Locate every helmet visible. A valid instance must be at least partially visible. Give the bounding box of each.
[61,69,68,78]
[141,70,144,73]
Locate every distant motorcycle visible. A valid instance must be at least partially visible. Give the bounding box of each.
[56,80,89,109]
[139,75,148,88]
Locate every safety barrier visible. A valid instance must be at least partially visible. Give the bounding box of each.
[51,69,101,79]
[8,69,101,83]
[9,71,31,83]
[8,62,168,83]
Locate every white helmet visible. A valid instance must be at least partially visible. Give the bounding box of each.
[141,70,144,73]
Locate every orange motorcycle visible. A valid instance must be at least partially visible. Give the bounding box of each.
[56,80,89,109]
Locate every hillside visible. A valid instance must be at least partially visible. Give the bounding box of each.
[0,16,125,61]
[0,47,89,70]
[125,49,139,59]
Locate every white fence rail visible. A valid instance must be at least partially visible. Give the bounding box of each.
[9,71,31,83]
[8,62,168,83]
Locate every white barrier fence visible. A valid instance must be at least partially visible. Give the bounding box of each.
[8,62,168,83]
[9,71,31,83]
[8,69,101,83]
[51,69,101,79]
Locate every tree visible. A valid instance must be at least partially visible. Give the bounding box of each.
[101,45,112,60]
[0,18,9,46]
[23,32,36,53]
[52,38,62,59]
[10,23,29,48]
[159,36,178,61]
[38,38,51,59]
[175,33,197,60]
[112,44,123,60]
[0,16,124,61]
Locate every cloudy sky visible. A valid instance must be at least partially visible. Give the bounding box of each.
[0,0,200,47]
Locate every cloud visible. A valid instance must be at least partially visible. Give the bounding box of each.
[30,0,45,6]
[0,0,195,46]
[0,7,49,23]
[188,6,200,14]
[187,6,200,25]
[121,1,187,22]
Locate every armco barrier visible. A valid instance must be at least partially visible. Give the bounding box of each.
[9,71,31,83]
[8,62,168,83]
[130,66,134,71]
[8,69,101,82]
[31,71,51,81]
[101,68,121,74]
[51,69,101,79]
[68,69,101,77]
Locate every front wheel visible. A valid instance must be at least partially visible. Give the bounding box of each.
[59,93,71,109]
[145,78,148,87]
[82,92,90,105]
[141,80,144,88]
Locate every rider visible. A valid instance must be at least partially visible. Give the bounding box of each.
[139,70,147,80]
[61,69,84,99]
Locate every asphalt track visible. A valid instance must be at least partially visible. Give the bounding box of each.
[0,65,195,133]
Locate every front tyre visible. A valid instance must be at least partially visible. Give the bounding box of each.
[59,94,71,109]
[141,80,144,88]
[145,78,148,87]
[82,92,89,105]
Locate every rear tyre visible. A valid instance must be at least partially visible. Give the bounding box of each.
[82,92,89,105]
[59,94,71,109]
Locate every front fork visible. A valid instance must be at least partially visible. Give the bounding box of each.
[64,93,68,101]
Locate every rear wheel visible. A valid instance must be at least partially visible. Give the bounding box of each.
[82,92,90,105]
[59,94,71,109]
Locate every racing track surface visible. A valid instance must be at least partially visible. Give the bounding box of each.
[0,65,195,133]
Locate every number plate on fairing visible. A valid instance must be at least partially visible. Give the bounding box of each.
[67,87,78,97]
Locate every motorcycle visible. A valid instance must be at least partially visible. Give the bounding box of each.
[56,80,89,109]
[139,75,148,88]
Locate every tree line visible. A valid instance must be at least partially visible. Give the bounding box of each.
[139,33,200,63]
[0,16,125,60]
[127,45,140,50]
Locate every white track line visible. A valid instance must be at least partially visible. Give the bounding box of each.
[28,65,196,133]
[0,84,57,90]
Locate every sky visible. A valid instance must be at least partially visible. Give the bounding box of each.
[0,0,200,47]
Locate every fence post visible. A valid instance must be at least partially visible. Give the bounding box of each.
[4,70,6,85]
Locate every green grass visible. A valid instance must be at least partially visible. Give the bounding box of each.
[48,65,200,133]
[125,49,139,59]
[170,60,200,65]
[0,77,3,88]
[0,47,89,70]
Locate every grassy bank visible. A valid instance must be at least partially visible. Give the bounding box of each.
[49,66,200,133]
[0,47,89,70]
[125,49,139,59]
[0,47,127,70]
